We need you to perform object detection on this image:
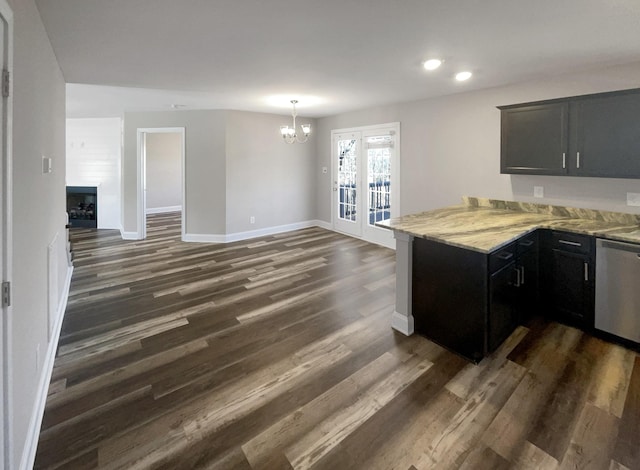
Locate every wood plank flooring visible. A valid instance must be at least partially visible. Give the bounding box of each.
[35,212,640,469]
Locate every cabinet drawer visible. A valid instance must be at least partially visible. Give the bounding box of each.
[490,242,517,273]
[550,231,592,255]
[517,232,538,254]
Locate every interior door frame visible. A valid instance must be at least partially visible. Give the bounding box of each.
[136,127,186,240]
[330,122,400,248]
[0,1,13,467]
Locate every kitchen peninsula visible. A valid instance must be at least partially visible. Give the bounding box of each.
[379,197,640,362]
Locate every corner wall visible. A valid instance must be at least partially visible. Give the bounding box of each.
[122,109,317,239]
[122,110,227,236]
[66,118,122,229]
[225,111,316,234]
[316,61,640,222]
[8,0,68,467]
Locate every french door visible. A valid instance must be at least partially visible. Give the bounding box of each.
[331,123,399,248]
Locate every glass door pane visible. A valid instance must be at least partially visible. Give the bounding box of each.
[366,136,392,226]
[338,138,358,222]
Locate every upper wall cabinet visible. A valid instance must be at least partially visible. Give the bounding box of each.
[499,88,640,179]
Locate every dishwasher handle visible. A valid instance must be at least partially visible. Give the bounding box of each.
[599,239,640,255]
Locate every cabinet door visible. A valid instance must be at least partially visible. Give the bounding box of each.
[488,261,518,353]
[571,91,640,178]
[518,248,539,322]
[500,102,569,175]
[550,249,594,328]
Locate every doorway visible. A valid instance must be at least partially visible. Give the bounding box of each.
[136,128,185,240]
[331,123,400,248]
[0,1,12,467]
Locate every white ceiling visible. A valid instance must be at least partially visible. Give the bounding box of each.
[36,0,640,118]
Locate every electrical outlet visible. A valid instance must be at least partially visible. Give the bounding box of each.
[250,216,255,224]
[533,186,544,198]
[627,192,640,207]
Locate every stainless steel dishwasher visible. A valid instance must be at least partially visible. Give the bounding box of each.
[595,238,640,343]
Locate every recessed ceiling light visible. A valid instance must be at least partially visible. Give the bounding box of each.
[455,71,473,81]
[423,59,442,71]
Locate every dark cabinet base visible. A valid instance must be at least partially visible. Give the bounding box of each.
[413,238,488,363]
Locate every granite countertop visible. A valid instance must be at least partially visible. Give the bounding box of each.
[378,197,640,253]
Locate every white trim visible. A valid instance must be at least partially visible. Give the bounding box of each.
[136,128,185,242]
[145,205,182,215]
[314,219,332,231]
[120,230,142,240]
[182,233,227,244]
[183,220,332,244]
[224,220,318,243]
[391,310,414,336]
[330,122,400,134]
[19,265,73,470]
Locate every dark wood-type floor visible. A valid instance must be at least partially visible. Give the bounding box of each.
[35,212,639,469]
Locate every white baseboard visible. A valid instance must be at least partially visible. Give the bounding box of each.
[182,233,227,243]
[120,230,142,240]
[224,220,318,243]
[183,220,327,244]
[391,311,414,336]
[145,205,182,215]
[20,264,73,470]
[314,219,332,231]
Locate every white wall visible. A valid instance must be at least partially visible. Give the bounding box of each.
[8,0,68,467]
[225,111,316,234]
[316,61,640,222]
[145,132,181,212]
[66,118,122,229]
[123,110,226,236]
[122,109,317,238]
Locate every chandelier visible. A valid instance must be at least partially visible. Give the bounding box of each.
[280,100,311,144]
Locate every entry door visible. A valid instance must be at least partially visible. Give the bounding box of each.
[0,3,10,467]
[361,130,396,246]
[333,131,362,237]
[332,124,399,248]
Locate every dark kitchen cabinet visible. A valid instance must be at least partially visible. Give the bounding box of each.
[412,237,533,362]
[570,92,640,178]
[542,231,595,329]
[488,260,518,352]
[500,102,568,175]
[412,238,488,363]
[516,232,539,322]
[499,88,640,179]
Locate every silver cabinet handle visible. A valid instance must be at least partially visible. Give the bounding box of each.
[559,240,582,247]
[520,266,525,285]
[577,151,581,169]
[562,152,566,169]
[584,262,589,281]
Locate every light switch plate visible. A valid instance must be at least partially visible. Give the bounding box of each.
[533,186,544,198]
[42,156,52,174]
[322,166,328,174]
[627,192,640,206]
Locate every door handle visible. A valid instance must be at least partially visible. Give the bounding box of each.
[584,262,589,281]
